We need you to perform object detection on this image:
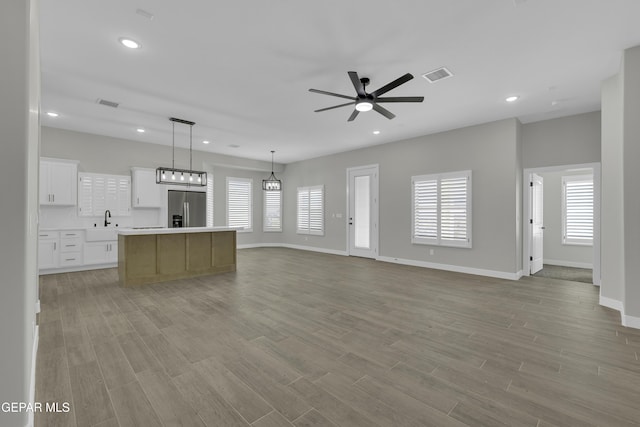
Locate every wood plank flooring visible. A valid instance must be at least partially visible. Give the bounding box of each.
[35,248,640,427]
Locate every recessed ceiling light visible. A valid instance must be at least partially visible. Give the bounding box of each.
[136,128,145,133]
[505,96,519,103]
[46,112,59,117]
[228,144,240,148]
[119,38,141,49]
[373,130,380,135]
[202,140,210,144]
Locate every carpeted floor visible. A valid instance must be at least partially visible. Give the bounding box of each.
[532,264,593,284]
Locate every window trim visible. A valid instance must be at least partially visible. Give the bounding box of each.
[263,189,282,233]
[297,185,324,236]
[562,174,593,246]
[226,177,253,232]
[411,170,472,248]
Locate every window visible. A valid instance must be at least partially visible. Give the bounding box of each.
[227,177,252,232]
[206,171,214,227]
[412,170,472,248]
[297,185,324,235]
[562,175,593,246]
[263,190,282,232]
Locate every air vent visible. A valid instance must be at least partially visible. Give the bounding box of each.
[96,99,119,108]
[422,67,453,83]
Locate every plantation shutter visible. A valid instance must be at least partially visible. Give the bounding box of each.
[308,186,324,235]
[412,178,438,244]
[440,174,469,244]
[411,171,471,248]
[264,190,282,232]
[563,175,593,245]
[297,185,324,235]
[227,177,252,231]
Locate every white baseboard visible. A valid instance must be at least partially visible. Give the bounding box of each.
[599,295,623,312]
[27,324,39,427]
[237,243,348,256]
[376,256,521,281]
[515,270,524,280]
[599,294,640,330]
[543,259,593,269]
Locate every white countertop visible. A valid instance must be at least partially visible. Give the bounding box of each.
[116,226,239,236]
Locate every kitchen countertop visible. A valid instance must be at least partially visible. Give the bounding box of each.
[116,226,239,236]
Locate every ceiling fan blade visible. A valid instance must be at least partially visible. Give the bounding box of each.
[372,103,396,120]
[348,71,366,97]
[370,73,414,97]
[314,102,355,113]
[347,109,360,122]
[375,96,424,103]
[309,88,356,101]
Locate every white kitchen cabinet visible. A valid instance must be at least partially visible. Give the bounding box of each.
[84,241,118,265]
[38,231,59,270]
[79,173,131,217]
[40,159,78,206]
[132,168,162,208]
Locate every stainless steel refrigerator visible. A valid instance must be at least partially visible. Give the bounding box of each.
[168,190,207,228]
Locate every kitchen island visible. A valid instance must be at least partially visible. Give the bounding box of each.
[117,227,237,286]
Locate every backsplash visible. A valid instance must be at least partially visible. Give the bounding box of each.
[40,206,162,230]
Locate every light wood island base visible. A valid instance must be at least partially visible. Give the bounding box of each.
[117,228,236,286]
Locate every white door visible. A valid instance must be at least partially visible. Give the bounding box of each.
[347,165,378,258]
[530,173,544,274]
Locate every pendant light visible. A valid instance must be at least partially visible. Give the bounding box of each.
[262,150,282,191]
[156,117,207,186]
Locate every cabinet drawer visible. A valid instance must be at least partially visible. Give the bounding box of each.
[60,230,83,239]
[39,231,59,239]
[60,238,82,252]
[59,253,82,266]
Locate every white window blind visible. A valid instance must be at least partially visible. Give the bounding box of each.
[297,185,324,235]
[562,175,593,246]
[412,170,471,248]
[227,177,252,232]
[206,172,214,227]
[263,190,282,232]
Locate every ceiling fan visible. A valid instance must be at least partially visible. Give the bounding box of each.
[309,71,424,121]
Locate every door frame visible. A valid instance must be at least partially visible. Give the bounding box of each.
[522,162,601,285]
[346,164,379,258]
[530,172,544,274]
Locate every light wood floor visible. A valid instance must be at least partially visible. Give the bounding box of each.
[36,248,640,427]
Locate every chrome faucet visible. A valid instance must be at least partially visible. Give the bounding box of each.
[104,210,111,227]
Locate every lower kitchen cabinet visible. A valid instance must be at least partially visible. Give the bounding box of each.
[38,231,59,270]
[84,241,118,265]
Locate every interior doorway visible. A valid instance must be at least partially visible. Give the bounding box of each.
[523,163,600,285]
[346,164,379,259]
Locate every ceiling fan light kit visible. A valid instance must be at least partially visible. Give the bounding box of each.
[156,117,207,186]
[309,71,424,121]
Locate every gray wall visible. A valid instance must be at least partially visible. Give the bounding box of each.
[282,119,522,275]
[622,47,640,320]
[541,170,593,267]
[601,73,625,305]
[0,0,40,425]
[522,111,601,168]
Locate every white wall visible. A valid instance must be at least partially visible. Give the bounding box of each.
[541,170,593,268]
[522,111,601,168]
[0,0,40,425]
[41,127,285,247]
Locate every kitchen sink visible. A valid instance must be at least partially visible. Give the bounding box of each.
[85,228,118,241]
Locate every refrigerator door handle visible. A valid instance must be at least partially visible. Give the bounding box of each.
[184,201,190,227]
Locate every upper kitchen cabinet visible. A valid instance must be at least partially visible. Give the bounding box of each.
[131,167,162,208]
[39,158,78,206]
[78,172,131,217]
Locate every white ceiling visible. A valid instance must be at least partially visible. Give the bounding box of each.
[40,0,640,164]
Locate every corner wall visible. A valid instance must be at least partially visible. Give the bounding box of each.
[0,0,40,425]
